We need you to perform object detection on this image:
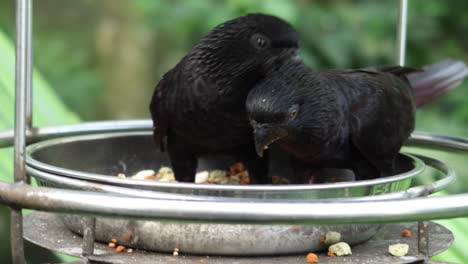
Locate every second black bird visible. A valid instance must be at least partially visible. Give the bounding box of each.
[246,59,468,183]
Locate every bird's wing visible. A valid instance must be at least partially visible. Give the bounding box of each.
[347,66,422,77]
[150,63,222,152]
[149,73,172,152]
[338,70,416,175]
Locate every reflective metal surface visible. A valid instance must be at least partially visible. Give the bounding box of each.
[25,132,424,199]
[63,215,379,255]
[24,212,455,263]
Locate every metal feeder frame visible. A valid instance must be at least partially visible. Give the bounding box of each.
[2,0,468,263]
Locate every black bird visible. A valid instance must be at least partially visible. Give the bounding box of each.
[246,59,468,183]
[149,14,299,183]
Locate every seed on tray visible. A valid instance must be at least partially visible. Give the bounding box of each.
[123,232,132,241]
[401,229,412,237]
[324,231,341,245]
[131,170,157,180]
[111,238,118,243]
[108,242,116,248]
[388,243,409,257]
[328,242,352,256]
[306,252,319,263]
[116,245,125,252]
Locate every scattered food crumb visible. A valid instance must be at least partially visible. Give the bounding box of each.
[116,245,125,252]
[328,242,352,256]
[131,170,157,180]
[324,231,341,245]
[401,229,412,237]
[199,258,205,263]
[127,248,133,253]
[117,173,126,179]
[306,252,319,263]
[111,238,118,244]
[108,242,116,248]
[327,251,335,257]
[388,243,409,257]
[291,226,301,232]
[123,232,132,241]
[319,236,326,244]
[173,247,179,256]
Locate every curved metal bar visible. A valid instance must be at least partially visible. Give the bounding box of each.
[0,120,152,148]
[26,154,456,202]
[0,181,467,225]
[26,153,454,202]
[1,121,467,153]
[408,131,468,152]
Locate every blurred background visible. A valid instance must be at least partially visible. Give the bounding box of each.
[0,0,467,263]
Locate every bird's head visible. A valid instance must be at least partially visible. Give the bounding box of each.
[246,78,306,157]
[191,14,300,77]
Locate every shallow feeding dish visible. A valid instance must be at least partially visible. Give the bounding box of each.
[21,131,441,255]
[26,131,424,200]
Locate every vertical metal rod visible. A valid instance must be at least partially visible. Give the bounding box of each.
[11,0,32,263]
[396,0,408,66]
[418,221,429,255]
[25,0,33,128]
[81,217,96,255]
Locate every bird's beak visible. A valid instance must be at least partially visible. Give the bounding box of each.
[253,124,288,157]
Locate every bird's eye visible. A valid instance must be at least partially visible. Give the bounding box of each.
[290,110,297,119]
[251,34,270,50]
[256,37,266,48]
[289,104,299,120]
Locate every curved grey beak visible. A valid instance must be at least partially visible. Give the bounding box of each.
[253,124,288,157]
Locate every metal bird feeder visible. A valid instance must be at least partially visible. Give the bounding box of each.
[2,0,468,263]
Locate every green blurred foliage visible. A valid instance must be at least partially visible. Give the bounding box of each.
[0,0,468,263]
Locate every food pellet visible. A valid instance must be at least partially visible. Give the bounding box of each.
[116,245,125,252]
[388,243,409,257]
[306,252,319,263]
[324,231,341,245]
[111,238,118,243]
[108,242,116,248]
[291,226,301,232]
[401,229,412,237]
[123,232,132,241]
[127,248,133,253]
[328,242,352,256]
[327,251,335,257]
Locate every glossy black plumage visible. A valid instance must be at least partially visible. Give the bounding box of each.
[149,14,299,183]
[247,61,420,183]
[247,59,468,183]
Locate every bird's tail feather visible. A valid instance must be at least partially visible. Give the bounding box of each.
[407,59,468,107]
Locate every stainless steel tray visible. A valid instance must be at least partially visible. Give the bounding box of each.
[22,131,453,255]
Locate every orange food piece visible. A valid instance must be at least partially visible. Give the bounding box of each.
[123,232,132,241]
[327,251,335,257]
[291,226,301,232]
[230,162,245,175]
[306,252,319,263]
[108,242,116,248]
[116,245,125,252]
[111,238,118,243]
[401,229,412,237]
[199,259,205,263]
[319,236,326,244]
